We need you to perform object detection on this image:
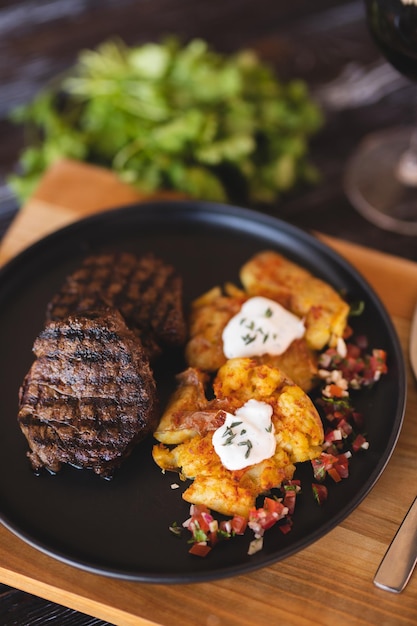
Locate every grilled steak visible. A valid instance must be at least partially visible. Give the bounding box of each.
[46,252,187,360]
[18,308,159,478]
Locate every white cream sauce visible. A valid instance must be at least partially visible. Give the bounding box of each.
[222,296,305,359]
[212,399,276,470]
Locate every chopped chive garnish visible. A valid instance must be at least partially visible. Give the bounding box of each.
[242,333,256,345]
[238,439,253,459]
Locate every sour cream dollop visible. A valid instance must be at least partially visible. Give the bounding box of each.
[212,399,276,470]
[222,296,305,359]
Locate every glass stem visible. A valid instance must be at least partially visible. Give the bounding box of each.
[396,129,417,186]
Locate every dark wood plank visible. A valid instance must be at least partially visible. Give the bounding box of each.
[0,584,112,625]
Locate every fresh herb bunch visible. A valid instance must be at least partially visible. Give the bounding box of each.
[8,37,323,204]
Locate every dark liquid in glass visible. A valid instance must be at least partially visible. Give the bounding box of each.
[365,0,417,80]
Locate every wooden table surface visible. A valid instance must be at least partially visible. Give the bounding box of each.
[1,1,417,624]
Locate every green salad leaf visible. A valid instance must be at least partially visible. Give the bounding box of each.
[8,37,323,204]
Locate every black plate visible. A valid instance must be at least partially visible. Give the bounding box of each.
[0,201,406,583]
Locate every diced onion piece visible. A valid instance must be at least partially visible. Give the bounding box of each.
[248,537,264,555]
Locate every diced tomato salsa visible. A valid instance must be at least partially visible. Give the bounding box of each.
[172,334,387,556]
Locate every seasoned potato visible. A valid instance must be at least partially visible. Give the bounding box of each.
[153,368,210,445]
[213,358,323,464]
[185,284,318,392]
[152,358,323,518]
[153,250,346,518]
[240,250,349,350]
[153,366,229,445]
[185,285,245,373]
[258,340,317,393]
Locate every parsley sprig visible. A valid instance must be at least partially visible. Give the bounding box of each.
[8,37,323,203]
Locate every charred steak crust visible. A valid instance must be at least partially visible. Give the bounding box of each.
[46,252,187,360]
[18,309,159,478]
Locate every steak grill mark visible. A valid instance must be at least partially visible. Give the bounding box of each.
[18,308,159,478]
[46,252,187,360]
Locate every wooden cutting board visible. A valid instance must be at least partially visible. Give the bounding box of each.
[0,159,416,626]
